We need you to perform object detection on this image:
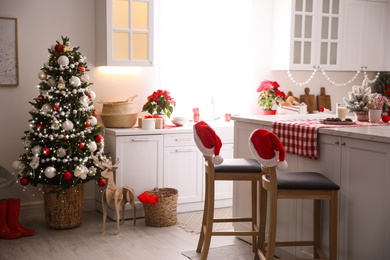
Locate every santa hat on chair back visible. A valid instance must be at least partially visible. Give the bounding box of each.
[193,121,223,165]
[249,129,288,170]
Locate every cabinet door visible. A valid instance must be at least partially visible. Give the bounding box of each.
[95,0,154,66]
[341,0,388,71]
[115,135,163,200]
[339,137,390,260]
[163,145,203,204]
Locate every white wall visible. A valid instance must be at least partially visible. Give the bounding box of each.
[0,0,373,215]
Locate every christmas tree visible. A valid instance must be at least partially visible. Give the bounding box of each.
[12,36,107,192]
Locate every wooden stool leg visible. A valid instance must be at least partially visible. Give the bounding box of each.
[313,200,321,259]
[266,191,278,260]
[255,184,268,260]
[200,172,215,260]
[196,173,209,253]
[329,191,338,260]
[251,180,258,252]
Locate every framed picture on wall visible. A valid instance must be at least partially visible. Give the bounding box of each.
[0,17,18,86]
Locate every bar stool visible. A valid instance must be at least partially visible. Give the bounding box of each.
[249,129,340,260]
[193,121,262,260]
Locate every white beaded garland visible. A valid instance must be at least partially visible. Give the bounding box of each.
[287,66,380,87]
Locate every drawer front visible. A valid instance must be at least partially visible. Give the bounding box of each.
[164,134,195,147]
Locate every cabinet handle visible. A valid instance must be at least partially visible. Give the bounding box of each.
[131,138,151,142]
[175,138,192,142]
[334,141,339,145]
[341,141,346,146]
[175,149,193,152]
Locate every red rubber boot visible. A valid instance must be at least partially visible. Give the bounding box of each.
[6,198,34,236]
[0,200,22,239]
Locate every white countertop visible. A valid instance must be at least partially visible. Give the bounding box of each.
[232,114,390,144]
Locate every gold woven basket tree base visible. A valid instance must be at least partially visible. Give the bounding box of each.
[43,184,84,229]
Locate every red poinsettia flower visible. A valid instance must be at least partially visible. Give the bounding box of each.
[256,80,286,110]
[142,89,176,118]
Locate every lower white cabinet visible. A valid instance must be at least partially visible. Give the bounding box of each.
[234,120,390,259]
[95,124,234,219]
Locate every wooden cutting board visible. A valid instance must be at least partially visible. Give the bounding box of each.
[300,87,316,113]
[317,87,331,111]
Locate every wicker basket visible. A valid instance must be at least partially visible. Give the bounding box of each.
[142,188,178,227]
[43,184,84,229]
[99,95,138,128]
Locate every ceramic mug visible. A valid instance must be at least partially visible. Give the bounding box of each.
[142,118,156,130]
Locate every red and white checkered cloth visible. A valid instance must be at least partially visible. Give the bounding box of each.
[272,119,388,159]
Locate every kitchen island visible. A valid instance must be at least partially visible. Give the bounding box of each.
[232,114,390,260]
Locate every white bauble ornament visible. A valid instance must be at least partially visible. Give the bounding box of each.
[88,90,96,100]
[32,145,42,155]
[56,147,67,157]
[57,55,69,66]
[12,160,22,171]
[23,139,31,148]
[88,166,97,176]
[44,166,56,178]
[41,103,52,113]
[47,78,56,87]
[88,141,97,152]
[80,74,90,82]
[69,76,81,87]
[79,96,89,107]
[74,165,88,180]
[89,116,97,126]
[38,71,47,80]
[62,120,74,131]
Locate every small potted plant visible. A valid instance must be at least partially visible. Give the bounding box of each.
[343,78,379,121]
[142,90,176,118]
[256,80,286,114]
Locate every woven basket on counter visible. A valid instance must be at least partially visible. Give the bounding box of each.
[99,95,138,128]
[142,188,178,227]
[43,184,84,229]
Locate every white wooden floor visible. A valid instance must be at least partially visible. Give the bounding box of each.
[0,210,245,260]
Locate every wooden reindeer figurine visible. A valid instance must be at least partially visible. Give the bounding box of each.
[92,155,136,235]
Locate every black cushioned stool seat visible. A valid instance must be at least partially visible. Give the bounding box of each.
[215,158,262,173]
[277,171,340,190]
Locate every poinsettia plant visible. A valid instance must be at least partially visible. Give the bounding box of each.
[142,90,176,118]
[257,80,286,110]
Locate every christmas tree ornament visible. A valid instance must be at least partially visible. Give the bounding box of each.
[42,147,51,156]
[69,76,81,87]
[74,165,88,180]
[78,142,85,149]
[382,115,390,123]
[63,171,72,181]
[36,123,44,130]
[12,160,22,171]
[54,43,63,53]
[88,166,97,176]
[57,55,69,66]
[63,42,73,52]
[52,103,60,111]
[44,166,56,178]
[89,116,97,126]
[88,141,97,152]
[57,77,65,89]
[98,178,107,187]
[20,177,29,186]
[38,71,47,80]
[37,95,43,101]
[95,134,103,143]
[84,121,91,127]
[62,120,74,131]
[79,96,89,107]
[56,147,67,157]
[80,74,90,82]
[41,103,52,113]
[47,78,56,87]
[77,66,85,73]
[51,121,60,130]
[88,90,96,100]
[31,145,42,155]
[29,156,39,169]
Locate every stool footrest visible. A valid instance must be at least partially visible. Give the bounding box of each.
[211,230,258,236]
[213,217,253,223]
[265,241,315,247]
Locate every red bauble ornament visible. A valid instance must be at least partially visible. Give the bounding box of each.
[37,95,43,101]
[93,111,98,117]
[95,134,103,143]
[318,108,324,112]
[78,142,85,149]
[36,124,44,130]
[20,177,29,186]
[84,121,91,127]
[63,171,72,181]
[382,115,390,123]
[54,44,63,53]
[98,178,107,187]
[63,136,68,141]
[42,147,51,156]
[53,103,60,111]
[78,66,85,73]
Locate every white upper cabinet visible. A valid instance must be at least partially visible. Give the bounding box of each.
[95,0,154,66]
[341,0,389,71]
[272,0,342,71]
